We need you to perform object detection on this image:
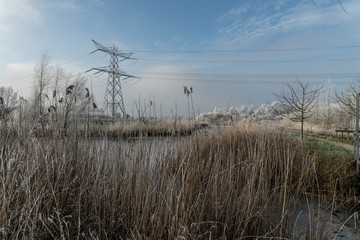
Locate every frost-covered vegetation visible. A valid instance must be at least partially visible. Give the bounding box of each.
[199,87,355,136]
[198,102,285,124]
[199,101,354,130]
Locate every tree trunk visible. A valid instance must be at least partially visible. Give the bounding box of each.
[301,88,305,139]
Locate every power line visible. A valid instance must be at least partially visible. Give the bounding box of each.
[92,78,352,87]
[57,53,91,66]
[130,44,360,54]
[90,72,357,88]
[140,57,360,63]
[3,42,360,91]
[4,42,360,85]
[137,72,357,78]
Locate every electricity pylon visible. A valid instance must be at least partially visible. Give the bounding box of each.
[87,39,137,118]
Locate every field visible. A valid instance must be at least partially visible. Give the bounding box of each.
[1,120,359,239]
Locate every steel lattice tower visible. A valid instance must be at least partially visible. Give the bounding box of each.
[87,39,137,118]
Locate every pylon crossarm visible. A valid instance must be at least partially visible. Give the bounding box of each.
[91,39,110,52]
[121,75,136,80]
[118,58,128,63]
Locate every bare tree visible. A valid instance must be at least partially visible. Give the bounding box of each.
[0,86,18,109]
[274,79,322,139]
[0,86,18,119]
[33,52,52,116]
[60,74,89,134]
[334,74,360,117]
[318,80,333,129]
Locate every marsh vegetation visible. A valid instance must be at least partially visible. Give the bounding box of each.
[0,120,359,239]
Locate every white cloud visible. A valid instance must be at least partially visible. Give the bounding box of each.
[118,65,205,116]
[48,0,103,13]
[0,0,103,33]
[0,60,95,100]
[119,65,263,116]
[214,1,360,47]
[0,62,34,96]
[0,0,42,33]
[51,1,82,12]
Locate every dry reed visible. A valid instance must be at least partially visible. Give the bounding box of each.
[0,121,358,239]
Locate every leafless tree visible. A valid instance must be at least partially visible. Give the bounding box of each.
[0,86,18,109]
[0,86,18,119]
[334,74,360,117]
[61,74,89,134]
[274,79,322,139]
[315,80,333,129]
[33,52,52,116]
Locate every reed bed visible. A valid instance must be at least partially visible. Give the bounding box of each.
[101,118,204,139]
[26,118,206,139]
[0,122,358,239]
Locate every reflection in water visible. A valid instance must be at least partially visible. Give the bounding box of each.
[88,136,187,167]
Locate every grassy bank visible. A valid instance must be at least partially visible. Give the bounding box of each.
[0,122,358,239]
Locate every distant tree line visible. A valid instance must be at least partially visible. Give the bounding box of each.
[199,76,360,139]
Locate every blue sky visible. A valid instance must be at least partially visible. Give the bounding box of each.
[1,0,360,116]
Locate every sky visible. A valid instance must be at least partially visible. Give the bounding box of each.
[1,0,360,116]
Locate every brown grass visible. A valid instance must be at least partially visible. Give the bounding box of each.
[0,121,358,239]
[27,118,206,139]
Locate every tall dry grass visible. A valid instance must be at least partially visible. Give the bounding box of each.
[0,121,358,239]
[23,118,203,139]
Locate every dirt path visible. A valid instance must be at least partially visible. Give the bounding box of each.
[272,125,354,154]
[309,136,354,154]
